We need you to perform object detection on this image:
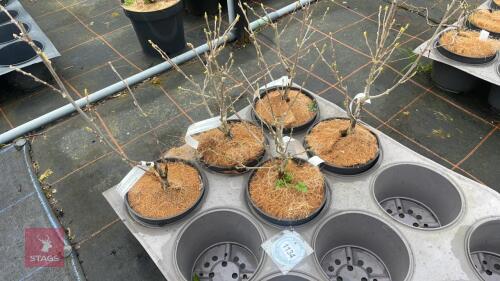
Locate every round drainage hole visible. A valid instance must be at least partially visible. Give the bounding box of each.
[192,242,258,281]
[320,246,390,281]
[380,197,441,229]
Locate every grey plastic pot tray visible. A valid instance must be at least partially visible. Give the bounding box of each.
[104,92,500,281]
[0,0,59,76]
[414,1,500,86]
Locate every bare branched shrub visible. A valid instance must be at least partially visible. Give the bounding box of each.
[316,0,468,135]
[0,5,171,190]
[235,1,329,188]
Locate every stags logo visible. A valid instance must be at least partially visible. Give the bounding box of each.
[25,228,64,267]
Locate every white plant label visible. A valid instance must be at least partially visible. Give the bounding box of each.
[261,230,313,274]
[479,30,490,41]
[185,116,222,149]
[282,136,308,160]
[116,165,148,198]
[255,76,292,101]
[308,156,324,166]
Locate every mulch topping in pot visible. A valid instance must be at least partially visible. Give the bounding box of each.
[255,89,316,128]
[306,119,378,167]
[439,30,500,58]
[197,121,265,168]
[122,0,179,12]
[128,161,202,218]
[469,9,500,33]
[249,159,325,220]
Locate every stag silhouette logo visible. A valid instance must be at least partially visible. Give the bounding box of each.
[25,228,64,267]
[37,234,53,253]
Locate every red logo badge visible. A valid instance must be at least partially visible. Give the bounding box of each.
[25,228,65,267]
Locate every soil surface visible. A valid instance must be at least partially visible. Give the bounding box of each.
[305,119,379,167]
[122,0,178,12]
[249,158,325,221]
[128,161,202,218]
[196,121,265,168]
[255,89,316,128]
[469,10,500,33]
[495,0,500,5]
[439,30,500,58]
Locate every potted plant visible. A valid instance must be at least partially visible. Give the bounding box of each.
[436,29,500,64]
[304,1,465,175]
[183,0,227,16]
[122,0,186,57]
[246,98,328,226]
[151,11,267,174]
[125,158,207,225]
[241,2,321,133]
[467,9,500,38]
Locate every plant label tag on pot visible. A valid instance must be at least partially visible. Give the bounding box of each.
[261,230,313,274]
[308,156,324,166]
[259,76,291,90]
[479,30,490,41]
[185,116,222,149]
[116,165,149,198]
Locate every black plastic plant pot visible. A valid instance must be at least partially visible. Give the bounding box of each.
[198,119,267,175]
[435,36,497,65]
[0,22,30,45]
[245,157,329,227]
[466,19,500,39]
[124,158,207,227]
[175,209,265,281]
[261,272,320,281]
[123,0,186,57]
[372,163,463,230]
[304,117,381,176]
[252,85,320,134]
[0,9,18,25]
[431,61,482,94]
[466,217,500,280]
[314,211,413,281]
[183,0,226,16]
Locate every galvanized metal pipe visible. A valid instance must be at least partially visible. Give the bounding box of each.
[0,0,316,144]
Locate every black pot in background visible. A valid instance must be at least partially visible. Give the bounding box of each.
[245,157,329,227]
[431,61,482,94]
[125,158,208,227]
[183,0,227,16]
[435,35,498,65]
[466,18,500,39]
[123,1,186,57]
[303,117,381,175]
